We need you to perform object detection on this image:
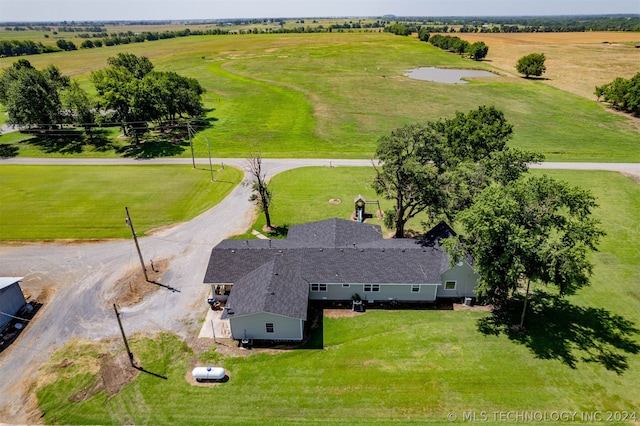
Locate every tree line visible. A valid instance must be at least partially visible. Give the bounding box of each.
[595,73,640,116]
[428,34,489,61]
[385,15,640,33]
[0,53,205,143]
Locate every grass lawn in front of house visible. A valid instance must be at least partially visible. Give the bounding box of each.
[0,165,242,240]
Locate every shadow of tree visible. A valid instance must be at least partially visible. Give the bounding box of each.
[478,292,640,374]
[267,224,289,238]
[23,129,86,154]
[0,144,19,158]
[20,128,115,154]
[115,125,190,158]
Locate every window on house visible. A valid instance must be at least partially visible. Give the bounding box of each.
[364,284,380,292]
[411,285,420,293]
[342,283,350,288]
[266,323,274,333]
[444,281,456,290]
[311,283,327,292]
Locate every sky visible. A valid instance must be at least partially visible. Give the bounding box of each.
[0,0,638,22]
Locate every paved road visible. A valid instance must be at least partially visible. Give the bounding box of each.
[0,158,638,423]
[2,157,639,177]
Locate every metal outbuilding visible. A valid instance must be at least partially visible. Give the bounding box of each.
[0,277,26,330]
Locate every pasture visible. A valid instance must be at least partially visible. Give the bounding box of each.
[1,31,638,160]
[34,168,640,424]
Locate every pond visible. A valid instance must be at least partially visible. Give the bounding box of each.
[406,67,498,84]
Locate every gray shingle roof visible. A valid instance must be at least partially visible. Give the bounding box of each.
[286,218,383,248]
[222,257,308,320]
[205,218,453,319]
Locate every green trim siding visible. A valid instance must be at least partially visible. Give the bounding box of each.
[308,283,440,302]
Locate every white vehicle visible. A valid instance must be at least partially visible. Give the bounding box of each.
[192,366,228,382]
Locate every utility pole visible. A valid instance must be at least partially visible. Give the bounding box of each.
[125,206,149,282]
[207,137,214,182]
[188,123,195,169]
[114,304,135,367]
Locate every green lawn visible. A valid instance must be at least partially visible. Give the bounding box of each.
[35,168,640,424]
[1,32,638,161]
[0,165,242,239]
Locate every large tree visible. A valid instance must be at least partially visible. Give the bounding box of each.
[372,106,537,238]
[595,72,640,115]
[451,175,605,327]
[467,41,489,61]
[0,59,69,128]
[372,123,447,238]
[516,52,547,78]
[61,80,96,133]
[91,53,205,138]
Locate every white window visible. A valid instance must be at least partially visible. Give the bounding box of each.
[411,285,420,293]
[311,283,327,292]
[266,323,274,333]
[364,284,380,292]
[444,280,456,290]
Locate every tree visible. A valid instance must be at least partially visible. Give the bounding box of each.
[247,154,274,230]
[418,27,430,42]
[372,123,447,238]
[451,175,605,328]
[61,80,96,133]
[467,41,488,61]
[91,65,140,135]
[0,60,68,128]
[91,53,205,139]
[107,52,154,79]
[55,39,77,51]
[134,71,205,125]
[516,52,546,78]
[595,72,640,115]
[372,106,539,238]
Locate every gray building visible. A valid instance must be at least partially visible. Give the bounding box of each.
[0,277,26,330]
[203,219,478,342]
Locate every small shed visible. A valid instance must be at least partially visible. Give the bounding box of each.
[0,277,26,330]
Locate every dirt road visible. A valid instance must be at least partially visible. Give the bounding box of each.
[0,158,638,423]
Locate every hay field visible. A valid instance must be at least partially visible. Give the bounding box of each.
[461,32,640,100]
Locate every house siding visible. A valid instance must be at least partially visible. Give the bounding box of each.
[229,312,304,341]
[308,283,439,303]
[437,261,479,299]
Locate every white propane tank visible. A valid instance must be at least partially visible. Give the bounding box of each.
[192,366,226,382]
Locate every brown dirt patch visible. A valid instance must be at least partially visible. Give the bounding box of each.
[452,303,492,312]
[458,32,640,101]
[329,198,342,204]
[622,172,640,184]
[324,308,362,318]
[112,257,172,307]
[69,352,139,402]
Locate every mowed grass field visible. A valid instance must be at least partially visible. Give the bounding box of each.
[0,31,638,160]
[0,165,242,239]
[35,168,640,424]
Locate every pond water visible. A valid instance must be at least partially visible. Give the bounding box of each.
[406,67,498,84]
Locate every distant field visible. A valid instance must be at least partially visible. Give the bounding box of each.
[1,31,638,160]
[461,31,640,101]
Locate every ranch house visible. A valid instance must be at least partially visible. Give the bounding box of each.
[203,219,478,342]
